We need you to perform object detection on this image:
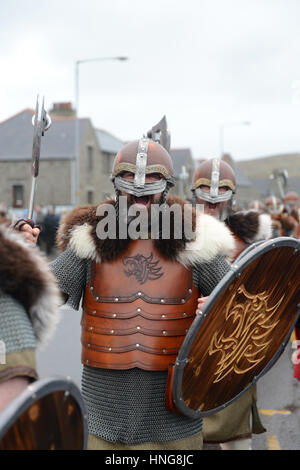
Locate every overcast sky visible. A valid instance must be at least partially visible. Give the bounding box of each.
[1,0,300,162]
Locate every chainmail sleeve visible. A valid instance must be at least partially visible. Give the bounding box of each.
[50,247,90,311]
[193,254,231,296]
[0,292,38,383]
[0,293,37,353]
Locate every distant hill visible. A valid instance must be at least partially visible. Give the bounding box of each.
[236,153,300,178]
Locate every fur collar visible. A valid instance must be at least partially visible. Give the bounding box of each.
[226,210,272,243]
[0,224,62,349]
[57,196,235,267]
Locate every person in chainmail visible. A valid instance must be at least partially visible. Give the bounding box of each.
[0,223,60,413]
[19,138,235,450]
[191,158,271,450]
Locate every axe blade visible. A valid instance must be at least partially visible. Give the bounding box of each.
[28,95,51,219]
[147,115,171,152]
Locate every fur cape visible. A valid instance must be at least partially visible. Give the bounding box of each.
[226,210,273,243]
[0,224,62,348]
[56,195,235,267]
[272,213,298,235]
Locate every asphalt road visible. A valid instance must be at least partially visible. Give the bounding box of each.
[252,338,300,450]
[37,304,300,451]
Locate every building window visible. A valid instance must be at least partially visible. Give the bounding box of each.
[87,146,93,171]
[12,185,24,208]
[103,152,113,174]
[87,190,94,204]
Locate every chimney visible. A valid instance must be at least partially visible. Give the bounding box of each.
[49,102,75,118]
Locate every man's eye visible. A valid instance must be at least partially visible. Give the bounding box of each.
[122,172,134,180]
[147,175,161,182]
[219,186,229,193]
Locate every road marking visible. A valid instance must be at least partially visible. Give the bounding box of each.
[266,434,281,450]
[259,409,291,416]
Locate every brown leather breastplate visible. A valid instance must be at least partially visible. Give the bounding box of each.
[82,239,199,371]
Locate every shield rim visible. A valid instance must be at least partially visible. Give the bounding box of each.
[172,236,300,419]
[0,376,88,449]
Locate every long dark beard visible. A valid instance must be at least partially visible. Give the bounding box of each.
[115,188,170,239]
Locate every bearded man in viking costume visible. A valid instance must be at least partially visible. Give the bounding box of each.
[191,158,272,450]
[19,137,235,450]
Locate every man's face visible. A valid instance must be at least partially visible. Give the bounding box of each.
[196,184,230,218]
[119,171,163,211]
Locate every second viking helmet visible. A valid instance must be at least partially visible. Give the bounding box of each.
[191,159,236,204]
[265,195,284,215]
[283,191,300,206]
[111,138,175,197]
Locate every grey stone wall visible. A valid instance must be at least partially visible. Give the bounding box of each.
[78,122,115,205]
[0,159,71,209]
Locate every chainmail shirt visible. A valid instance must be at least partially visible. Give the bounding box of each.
[50,247,230,444]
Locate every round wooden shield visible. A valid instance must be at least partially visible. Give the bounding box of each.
[0,377,88,450]
[171,237,300,418]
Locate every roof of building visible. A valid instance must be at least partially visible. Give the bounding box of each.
[0,109,90,160]
[234,166,252,187]
[95,128,124,154]
[0,109,126,161]
[170,148,195,178]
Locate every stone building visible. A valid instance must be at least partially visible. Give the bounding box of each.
[0,104,123,212]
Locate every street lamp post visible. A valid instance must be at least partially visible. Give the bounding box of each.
[219,121,251,159]
[72,56,128,206]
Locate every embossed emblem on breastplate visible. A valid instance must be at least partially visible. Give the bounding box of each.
[122,252,164,284]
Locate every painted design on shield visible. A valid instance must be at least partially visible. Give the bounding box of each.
[208,285,284,383]
[122,253,164,284]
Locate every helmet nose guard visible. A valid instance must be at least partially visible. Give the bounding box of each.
[134,138,149,189]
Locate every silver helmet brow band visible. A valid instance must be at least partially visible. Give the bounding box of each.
[134,138,149,188]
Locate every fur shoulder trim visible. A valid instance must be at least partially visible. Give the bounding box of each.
[0,224,62,349]
[177,213,235,267]
[56,200,116,261]
[226,210,272,243]
[57,198,234,266]
[256,213,273,241]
